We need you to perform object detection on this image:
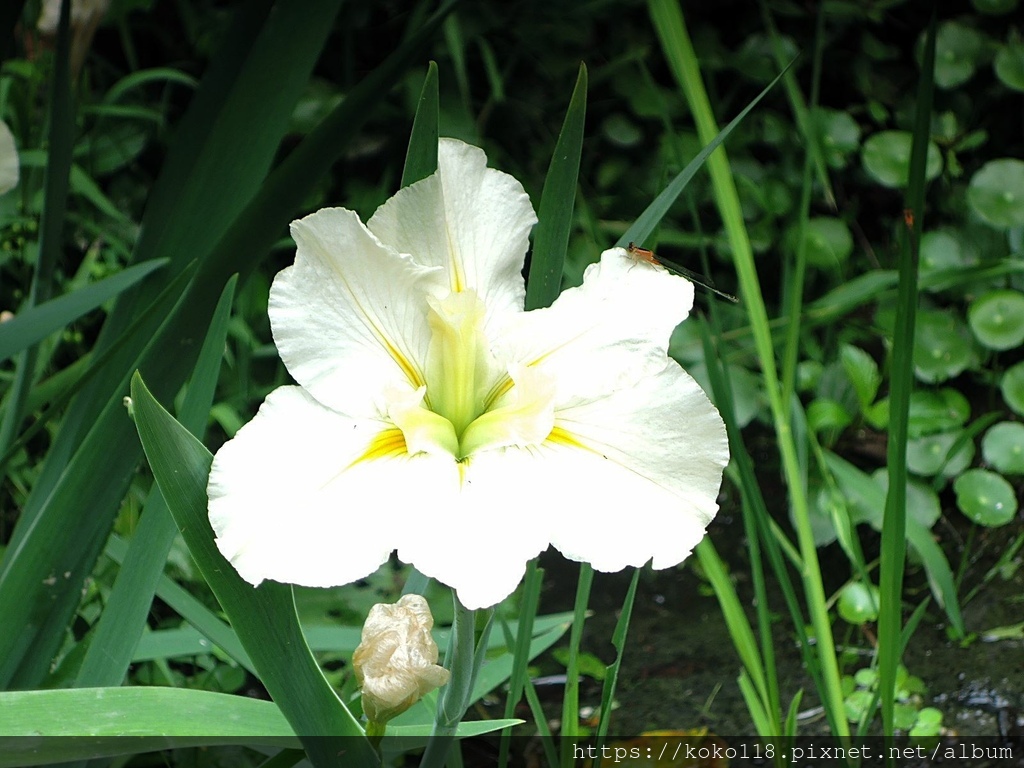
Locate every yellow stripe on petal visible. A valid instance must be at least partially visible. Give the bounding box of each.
[350,427,408,466]
[546,425,597,453]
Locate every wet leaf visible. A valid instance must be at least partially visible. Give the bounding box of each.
[1001,361,1024,416]
[972,0,1019,14]
[813,107,860,169]
[953,468,1017,526]
[919,231,966,285]
[994,42,1024,92]
[841,344,881,410]
[921,21,988,88]
[912,309,978,383]
[981,421,1024,475]
[872,469,942,529]
[968,289,1024,350]
[968,159,1024,228]
[862,131,942,188]
[786,216,854,268]
[906,430,975,478]
[838,582,880,625]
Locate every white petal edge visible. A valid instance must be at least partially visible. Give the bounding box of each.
[494,248,696,408]
[271,208,443,418]
[367,138,537,339]
[545,360,728,571]
[395,448,551,609]
[0,121,19,196]
[208,386,414,588]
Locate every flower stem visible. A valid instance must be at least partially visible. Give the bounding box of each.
[420,593,485,768]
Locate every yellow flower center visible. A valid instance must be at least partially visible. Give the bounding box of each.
[387,289,555,461]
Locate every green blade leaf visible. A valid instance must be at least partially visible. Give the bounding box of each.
[0,0,346,688]
[525,63,587,311]
[75,276,238,688]
[130,372,375,767]
[880,11,938,734]
[0,686,297,738]
[617,63,790,250]
[401,61,440,188]
[0,260,166,363]
[0,0,453,690]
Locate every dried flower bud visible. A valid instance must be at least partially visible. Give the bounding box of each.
[352,594,450,725]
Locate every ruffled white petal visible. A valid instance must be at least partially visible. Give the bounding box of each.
[495,248,695,407]
[208,386,413,588]
[546,360,728,570]
[395,449,550,609]
[367,139,537,339]
[0,121,19,195]
[270,209,442,418]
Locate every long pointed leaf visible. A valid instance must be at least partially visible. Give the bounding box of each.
[525,63,587,311]
[75,277,237,687]
[130,372,374,767]
[0,260,166,363]
[401,61,440,188]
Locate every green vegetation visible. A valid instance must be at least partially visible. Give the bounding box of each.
[1,1,1021,766]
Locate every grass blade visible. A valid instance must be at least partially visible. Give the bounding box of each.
[525,63,587,311]
[594,568,640,748]
[0,0,452,688]
[0,260,166,363]
[558,562,593,767]
[648,0,849,735]
[401,61,440,188]
[75,277,238,687]
[0,0,73,454]
[130,372,375,767]
[878,12,936,735]
[617,65,789,251]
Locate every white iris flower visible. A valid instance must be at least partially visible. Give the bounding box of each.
[208,139,728,610]
[0,121,19,195]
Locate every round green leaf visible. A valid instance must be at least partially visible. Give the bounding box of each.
[1002,361,1024,416]
[838,582,880,625]
[924,22,988,89]
[845,689,873,723]
[968,290,1024,350]
[907,430,975,478]
[913,309,978,383]
[968,159,1024,228]
[920,231,967,290]
[787,217,854,268]
[601,113,643,148]
[916,707,943,727]
[972,0,1019,14]
[981,421,1024,474]
[995,43,1024,92]
[862,131,942,188]
[872,469,942,529]
[908,388,971,437]
[814,107,861,169]
[953,468,1017,526]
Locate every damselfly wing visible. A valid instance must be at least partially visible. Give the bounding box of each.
[625,242,738,303]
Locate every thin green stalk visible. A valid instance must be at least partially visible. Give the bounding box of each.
[593,568,640,763]
[696,538,774,731]
[499,562,543,768]
[780,5,827,408]
[421,595,478,768]
[879,13,936,737]
[0,0,73,454]
[559,562,593,767]
[648,0,848,736]
[692,201,781,730]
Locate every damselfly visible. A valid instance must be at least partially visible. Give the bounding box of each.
[626,242,738,303]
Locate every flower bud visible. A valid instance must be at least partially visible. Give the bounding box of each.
[352,594,450,726]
